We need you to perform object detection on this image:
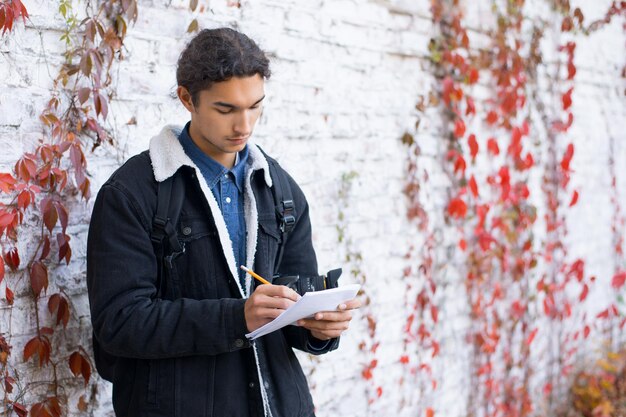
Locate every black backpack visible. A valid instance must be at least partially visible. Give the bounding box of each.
[93,152,296,382]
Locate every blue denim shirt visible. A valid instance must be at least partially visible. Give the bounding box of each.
[178,122,248,285]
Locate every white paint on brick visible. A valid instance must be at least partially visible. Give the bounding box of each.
[1,0,625,416]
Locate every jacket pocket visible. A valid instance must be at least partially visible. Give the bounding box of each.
[171,216,220,299]
[257,216,281,274]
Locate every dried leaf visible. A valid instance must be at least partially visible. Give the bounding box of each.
[190,0,198,11]
[187,18,198,33]
[77,87,91,105]
[77,396,88,412]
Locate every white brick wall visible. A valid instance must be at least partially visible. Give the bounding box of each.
[1,0,624,416]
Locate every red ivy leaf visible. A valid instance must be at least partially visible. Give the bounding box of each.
[12,402,27,417]
[57,233,72,265]
[430,306,438,323]
[525,328,538,346]
[399,355,409,364]
[431,340,440,357]
[459,238,467,251]
[30,397,61,417]
[17,189,31,210]
[567,61,576,80]
[69,351,92,386]
[469,175,478,197]
[0,173,16,193]
[612,271,626,289]
[468,134,478,160]
[561,143,575,172]
[453,119,466,138]
[467,67,479,84]
[487,138,499,155]
[583,325,590,339]
[18,336,35,361]
[0,210,16,228]
[29,261,48,297]
[426,408,435,417]
[54,202,69,233]
[48,293,70,328]
[41,198,58,233]
[562,87,573,110]
[23,336,51,367]
[465,96,475,116]
[40,235,51,260]
[14,156,37,182]
[569,190,579,207]
[447,197,467,219]
[486,110,498,125]
[0,256,4,284]
[6,286,14,305]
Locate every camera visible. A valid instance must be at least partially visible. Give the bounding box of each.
[273,268,342,296]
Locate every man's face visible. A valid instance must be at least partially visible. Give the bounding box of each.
[179,74,265,168]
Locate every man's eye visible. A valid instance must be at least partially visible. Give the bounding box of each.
[216,108,232,114]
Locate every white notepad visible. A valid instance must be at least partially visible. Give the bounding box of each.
[245,284,361,340]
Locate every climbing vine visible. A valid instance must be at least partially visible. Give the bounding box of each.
[403,1,626,416]
[335,171,383,411]
[0,1,137,415]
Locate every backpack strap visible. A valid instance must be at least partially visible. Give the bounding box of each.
[258,149,296,274]
[151,170,186,297]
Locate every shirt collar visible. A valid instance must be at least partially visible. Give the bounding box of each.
[178,121,248,191]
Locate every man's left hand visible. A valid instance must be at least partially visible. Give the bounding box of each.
[297,298,361,340]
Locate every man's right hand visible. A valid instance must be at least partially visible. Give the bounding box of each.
[244,285,300,332]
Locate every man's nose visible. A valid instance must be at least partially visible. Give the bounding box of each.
[233,111,253,135]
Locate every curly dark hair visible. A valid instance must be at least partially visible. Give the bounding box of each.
[176,28,271,106]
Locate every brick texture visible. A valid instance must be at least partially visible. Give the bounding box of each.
[0,0,625,416]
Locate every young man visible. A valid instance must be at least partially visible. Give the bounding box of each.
[86,28,360,417]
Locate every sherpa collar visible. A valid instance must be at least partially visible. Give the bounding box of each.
[149,124,273,187]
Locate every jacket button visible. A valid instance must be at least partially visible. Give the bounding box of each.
[234,339,244,348]
[182,226,192,236]
[249,382,255,388]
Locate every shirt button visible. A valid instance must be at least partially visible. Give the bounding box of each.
[249,382,255,388]
[182,227,192,236]
[224,174,229,179]
[225,197,232,204]
[234,339,244,348]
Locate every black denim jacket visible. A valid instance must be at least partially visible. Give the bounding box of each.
[86,127,338,417]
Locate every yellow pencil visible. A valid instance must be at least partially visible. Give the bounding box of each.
[240,265,271,285]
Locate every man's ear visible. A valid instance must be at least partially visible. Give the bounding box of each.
[177,86,195,113]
